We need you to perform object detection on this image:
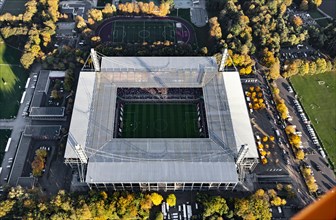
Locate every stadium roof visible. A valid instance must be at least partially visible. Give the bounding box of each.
[65,71,96,158]
[223,72,258,158]
[66,56,257,184]
[100,57,218,73]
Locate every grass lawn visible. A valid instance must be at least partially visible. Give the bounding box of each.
[120,103,201,138]
[0,39,27,119]
[112,20,176,43]
[0,129,11,164]
[290,72,336,164]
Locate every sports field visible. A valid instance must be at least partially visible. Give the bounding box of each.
[97,18,195,45]
[0,0,27,15]
[291,72,336,164]
[0,38,27,119]
[112,20,176,44]
[121,103,201,138]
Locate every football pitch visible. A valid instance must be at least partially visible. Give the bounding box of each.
[291,72,336,164]
[112,20,176,43]
[121,103,201,138]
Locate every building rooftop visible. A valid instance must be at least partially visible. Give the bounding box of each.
[30,107,65,117]
[66,56,257,184]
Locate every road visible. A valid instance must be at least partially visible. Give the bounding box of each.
[275,77,336,194]
[0,65,40,186]
[251,68,316,206]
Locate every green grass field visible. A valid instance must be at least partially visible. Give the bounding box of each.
[0,0,27,15]
[290,72,336,164]
[0,130,11,164]
[112,20,176,44]
[0,39,27,119]
[121,103,201,138]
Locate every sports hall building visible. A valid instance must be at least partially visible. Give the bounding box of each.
[65,52,258,191]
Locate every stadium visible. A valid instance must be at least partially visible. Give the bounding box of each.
[65,50,259,191]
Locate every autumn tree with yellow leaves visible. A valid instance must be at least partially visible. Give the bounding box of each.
[150,193,163,206]
[209,17,222,39]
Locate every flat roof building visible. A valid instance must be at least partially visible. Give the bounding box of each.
[65,54,258,191]
[29,70,65,120]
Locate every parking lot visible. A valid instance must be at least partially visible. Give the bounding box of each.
[280,44,324,63]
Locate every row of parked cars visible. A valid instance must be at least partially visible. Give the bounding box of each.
[280,45,324,62]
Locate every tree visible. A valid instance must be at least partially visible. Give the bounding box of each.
[150,193,163,206]
[268,58,281,80]
[51,90,59,99]
[0,200,15,218]
[89,9,103,22]
[289,134,301,147]
[285,125,296,134]
[268,189,277,198]
[276,102,289,119]
[235,190,272,220]
[200,47,208,55]
[262,136,268,142]
[102,3,116,17]
[203,196,229,217]
[296,149,305,160]
[155,212,164,220]
[166,194,176,207]
[276,183,283,191]
[271,196,282,206]
[76,15,87,29]
[209,17,222,39]
[292,16,303,27]
[300,0,309,10]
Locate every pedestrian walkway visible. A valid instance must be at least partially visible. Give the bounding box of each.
[0,119,15,129]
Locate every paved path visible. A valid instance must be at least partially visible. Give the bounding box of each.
[0,65,40,186]
[253,68,315,206]
[0,119,15,128]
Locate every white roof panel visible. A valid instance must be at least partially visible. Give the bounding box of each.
[86,161,238,183]
[223,72,258,158]
[65,71,96,158]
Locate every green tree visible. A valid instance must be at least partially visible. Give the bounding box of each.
[155,212,164,220]
[203,196,229,217]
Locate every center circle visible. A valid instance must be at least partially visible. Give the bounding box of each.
[139,30,150,39]
[153,119,168,132]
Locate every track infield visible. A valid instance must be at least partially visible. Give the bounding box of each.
[121,103,200,138]
[97,17,195,45]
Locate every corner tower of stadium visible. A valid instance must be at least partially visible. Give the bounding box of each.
[65,49,259,191]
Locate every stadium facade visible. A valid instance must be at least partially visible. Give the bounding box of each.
[65,51,259,191]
